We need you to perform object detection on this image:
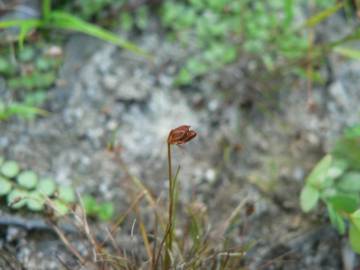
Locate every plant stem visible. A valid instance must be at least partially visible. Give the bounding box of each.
[42,0,51,21]
[164,143,173,268]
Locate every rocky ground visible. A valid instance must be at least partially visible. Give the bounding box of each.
[1,11,360,270]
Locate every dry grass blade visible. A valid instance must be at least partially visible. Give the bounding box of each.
[50,223,85,265]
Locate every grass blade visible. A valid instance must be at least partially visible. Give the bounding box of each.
[0,19,42,29]
[333,46,360,60]
[303,2,344,28]
[49,11,149,57]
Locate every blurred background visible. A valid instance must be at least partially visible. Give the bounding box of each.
[1,0,360,269]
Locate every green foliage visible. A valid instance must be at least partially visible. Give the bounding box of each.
[58,185,76,203]
[350,224,360,253]
[0,156,113,220]
[1,161,20,178]
[300,185,319,213]
[0,1,145,55]
[160,0,338,85]
[17,171,38,189]
[37,178,56,196]
[300,124,360,253]
[0,43,60,120]
[83,194,114,221]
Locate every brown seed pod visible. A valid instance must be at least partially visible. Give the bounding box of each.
[167,125,197,145]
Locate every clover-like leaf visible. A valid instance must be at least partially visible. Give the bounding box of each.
[1,161,20,178]
[58,186,76,203]
[17,170,38,189]
[27,191,45,211]
[37,178,56,196]
[7,189,27,209]
[0,177,12,196]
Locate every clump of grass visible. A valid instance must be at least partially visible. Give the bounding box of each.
[47,125,253,269]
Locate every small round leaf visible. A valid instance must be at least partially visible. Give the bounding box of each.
[0,177,12,196]
[82,195,98,215]
[7,189,27,209]
[1,161,20,178]
[27,191,45,211]
[58,186,76,203]
[17,171,38,189]
[37,178,56,196]
[98,202,114,221]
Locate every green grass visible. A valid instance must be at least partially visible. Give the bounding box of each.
[0,0,147,56]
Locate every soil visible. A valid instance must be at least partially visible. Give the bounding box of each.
[1,9,360,270]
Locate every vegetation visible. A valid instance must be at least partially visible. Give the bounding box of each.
[0,156,114,221]
[1,0,360,268]
[160,0,343,85]
[300,124,360,253]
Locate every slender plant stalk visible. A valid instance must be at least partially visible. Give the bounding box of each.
[164,142,173,269]
[42,0,52,21]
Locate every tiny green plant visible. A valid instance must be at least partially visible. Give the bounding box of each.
[300,124,360,253]
[0,44,61,120]
[0,157,114,221]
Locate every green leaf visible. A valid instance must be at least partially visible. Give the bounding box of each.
[306,154,332,188]
[49,11,148,57]
[300,185,320,212]
[6,103,47,119]
[58,186,76,203]
[52,199,69,216]
[351,209,360,231]
[37,178,56,196]
[176,68,193,85]
[336,172,360,192]
[327,194,359,213]
[327,203,345,234]
[327,159,348,179]
[333,46,360,60]
[1,161,20,178]
[17,170,38,189]
[344,124,360,139]
[333,137,360,170]
[82,195,98,215]
[349,224,360,254]
[98,202,114,221]
[18,47,35,62]
[303,2,343,28]
[0,156,4,166]
[26,191,45,211]
[7,189,27,209]
[35,58,52,71]
[0,177,12,196]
